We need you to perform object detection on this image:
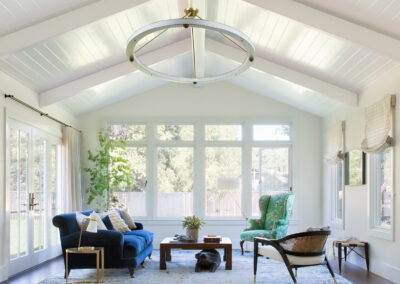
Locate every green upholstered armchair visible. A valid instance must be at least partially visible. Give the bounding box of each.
[240,192,295,255]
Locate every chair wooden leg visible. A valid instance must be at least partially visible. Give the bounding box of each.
[240,240,245,255]
[253,241,258,282]
[325,257,338,284]
[128,268,134,278]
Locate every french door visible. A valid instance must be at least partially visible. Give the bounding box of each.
[6,119,61,276]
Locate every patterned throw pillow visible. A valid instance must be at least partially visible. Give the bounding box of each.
[108,210,131,232]
[76,212,90,230]
[120,209,137,230]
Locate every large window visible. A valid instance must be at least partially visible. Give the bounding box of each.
[369,147,393,240]
[331,161,344,223]
[108,121,292,219]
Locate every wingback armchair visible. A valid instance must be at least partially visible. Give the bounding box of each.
[240,192,295,255]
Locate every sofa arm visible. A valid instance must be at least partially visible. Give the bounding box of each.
[61,230,124,249]
[245,218,264,231]
[134,222,143,230]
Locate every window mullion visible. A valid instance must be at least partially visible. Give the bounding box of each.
[194,122,205,218]
[242,122,252,220]
[147,122,157,219]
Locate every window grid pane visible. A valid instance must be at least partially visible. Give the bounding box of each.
[157,125,194,141]
[206,147,242,217]
[377,148,392,227]
[110,124,146,141]
[251,147,290,216]
[205,125,242,141]
[157,147,194,217]
[114,147,147,217]
[253,125,290,141]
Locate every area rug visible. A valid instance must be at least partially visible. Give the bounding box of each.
[38,250,352,284]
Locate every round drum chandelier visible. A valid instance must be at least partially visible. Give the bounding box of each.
[126,3,255,84]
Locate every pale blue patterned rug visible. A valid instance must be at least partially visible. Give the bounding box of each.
[38,250,352,284]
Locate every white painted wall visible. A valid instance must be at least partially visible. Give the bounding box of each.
[77,82,323,250]
[0,72,78,281]
[323,66,400,283]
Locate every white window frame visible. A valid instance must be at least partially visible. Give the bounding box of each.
[105,118,293,221]
[368,148,394,241]
[330,161,345,229]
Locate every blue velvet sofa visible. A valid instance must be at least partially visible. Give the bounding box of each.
[52,210,153,278]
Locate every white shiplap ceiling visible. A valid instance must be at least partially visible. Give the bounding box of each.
[0,0,399,117]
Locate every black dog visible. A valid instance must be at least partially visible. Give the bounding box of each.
[195,249,221,272]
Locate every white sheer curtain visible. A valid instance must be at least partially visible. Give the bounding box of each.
[361,94,395,153]
[325,121,345,165]
[61,126,82,212]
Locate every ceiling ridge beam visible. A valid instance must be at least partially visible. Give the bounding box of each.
[0,0,148,56]
[39,38,191,107]
[207,39,358,106]
[244,0,400,62]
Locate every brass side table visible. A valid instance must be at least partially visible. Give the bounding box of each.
[65,247,104,284]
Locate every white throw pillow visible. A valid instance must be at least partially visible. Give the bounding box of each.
[120,209,137,230]
[108,210,130,233]
[90,211,107,230]
[76,212,89,230]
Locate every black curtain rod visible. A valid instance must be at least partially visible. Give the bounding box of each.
[4,94,82,133]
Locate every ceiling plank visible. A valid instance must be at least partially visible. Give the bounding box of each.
[39,38,190,107]
[0,0,148,56]
[244,0,400,62]
[207,39,358,106]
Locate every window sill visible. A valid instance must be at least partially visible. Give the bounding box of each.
[368,226,393,241]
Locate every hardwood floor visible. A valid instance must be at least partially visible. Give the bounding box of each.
[1,253,394,284]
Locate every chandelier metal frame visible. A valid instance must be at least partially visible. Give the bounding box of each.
[126,7,255,84]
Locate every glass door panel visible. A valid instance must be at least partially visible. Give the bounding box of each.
[32,137,46,252]
[9,128,29,260]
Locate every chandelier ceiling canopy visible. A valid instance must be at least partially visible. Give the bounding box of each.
[126,2,255,85]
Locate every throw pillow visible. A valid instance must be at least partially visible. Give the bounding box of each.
[90,211,107,230]
[120,209,137,230]
[76,212,90,230]
[108,210,130,232]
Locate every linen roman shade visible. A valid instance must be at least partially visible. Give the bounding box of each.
[325,121,345,165]
[361,94,395,153]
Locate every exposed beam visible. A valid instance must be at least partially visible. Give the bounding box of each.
[0,0,148,56]
[207,39,358,106]
[244,0,400,62]
[39,39,190,107]
[191,0,206,81]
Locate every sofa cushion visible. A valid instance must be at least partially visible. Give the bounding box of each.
[124,230,154,245]
[240,230,273,242]
[123,235,146,258]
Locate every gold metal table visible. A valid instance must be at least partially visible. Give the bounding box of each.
[65,247,104,284]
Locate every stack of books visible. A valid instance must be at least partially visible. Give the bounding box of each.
[203,235,222,243]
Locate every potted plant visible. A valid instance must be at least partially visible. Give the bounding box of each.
[182,215,205,240]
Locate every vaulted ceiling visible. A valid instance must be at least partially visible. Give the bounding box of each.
[0,0,399,116]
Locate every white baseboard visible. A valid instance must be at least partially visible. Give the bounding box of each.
[348,256,400,283]
[0,265,7,282]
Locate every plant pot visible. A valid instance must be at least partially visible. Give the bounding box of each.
[186,228,199,240]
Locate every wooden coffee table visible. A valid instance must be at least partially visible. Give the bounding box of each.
[160,237,232,270]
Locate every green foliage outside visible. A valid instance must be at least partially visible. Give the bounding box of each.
[84,130,133,211]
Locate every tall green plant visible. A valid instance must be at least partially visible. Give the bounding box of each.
[84,130,133,211]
